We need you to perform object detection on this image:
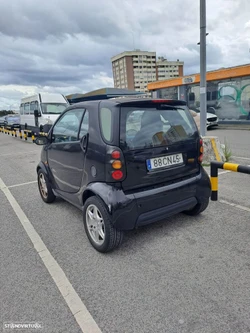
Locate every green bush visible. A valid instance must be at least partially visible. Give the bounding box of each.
[0,110,15,117]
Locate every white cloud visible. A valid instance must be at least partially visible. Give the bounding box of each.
[0,0,249,108]
[245,21,250,28]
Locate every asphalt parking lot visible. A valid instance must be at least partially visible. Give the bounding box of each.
[0,129,250,333]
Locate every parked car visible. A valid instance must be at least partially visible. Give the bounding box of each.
[190,107,218,129]
[35,98,211,252]
[4,114,20,126]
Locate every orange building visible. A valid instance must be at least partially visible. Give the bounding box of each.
[147,64,250,121]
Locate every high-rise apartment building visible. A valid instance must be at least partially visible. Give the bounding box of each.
[156,57,184,81]
[111,50,157,92]
[111,50,184,93]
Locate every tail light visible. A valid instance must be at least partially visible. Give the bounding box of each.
[106,146,126,182]
[198,138,203,163]
[112,170,123,180]
[111,150,121,159]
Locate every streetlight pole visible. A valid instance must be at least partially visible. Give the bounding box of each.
[200,0,207,136]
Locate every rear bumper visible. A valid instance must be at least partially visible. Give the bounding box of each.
[136,197,197,227]
[88,167,211,231]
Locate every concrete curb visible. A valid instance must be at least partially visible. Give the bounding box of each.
[215,126,250,131]
[202,136,225,164]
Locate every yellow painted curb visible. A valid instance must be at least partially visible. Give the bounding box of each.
[211,138,221,162]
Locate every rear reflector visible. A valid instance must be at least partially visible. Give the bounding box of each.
[112,170,123,180]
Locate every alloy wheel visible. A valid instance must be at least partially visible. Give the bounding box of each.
[86,204,105,245]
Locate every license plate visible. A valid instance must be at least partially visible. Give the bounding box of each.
[146,153,183,171]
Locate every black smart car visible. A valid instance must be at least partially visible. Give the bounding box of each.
[36,98,211,252]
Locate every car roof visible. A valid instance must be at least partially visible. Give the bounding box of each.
[68,98,187,109]
[111,97,187,105]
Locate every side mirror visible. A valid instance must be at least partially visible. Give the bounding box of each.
[34,110,41,117]
[35,135,49,145]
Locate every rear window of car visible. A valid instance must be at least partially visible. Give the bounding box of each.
[120,106,197,150]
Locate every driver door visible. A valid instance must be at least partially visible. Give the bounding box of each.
[47,108,88,193]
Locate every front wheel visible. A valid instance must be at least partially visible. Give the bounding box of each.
[38,169,56,203]
[183,198,209,216]
[83,196,123,253]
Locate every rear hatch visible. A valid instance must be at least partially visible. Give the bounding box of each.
[119,100,200,192]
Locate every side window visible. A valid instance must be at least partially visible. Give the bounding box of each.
[30,101,36,112]
[24,103,30,114]
[52,109,84,143]
[100,107,112,142]
[79,110,89,139]
[20,104,24,115]
[30,101,38,112]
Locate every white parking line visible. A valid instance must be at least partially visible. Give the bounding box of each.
[219,199,250,213]
[0,177,102,333]
[218,170,231,175]
[232,156,250,161]
[8,181,37,188]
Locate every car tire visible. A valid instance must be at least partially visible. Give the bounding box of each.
[83,196,124,253]
[183,198,209,216]
[37,169,56,204]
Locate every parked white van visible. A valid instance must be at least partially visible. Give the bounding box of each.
[20,93,69,129]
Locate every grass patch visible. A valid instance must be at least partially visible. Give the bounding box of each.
[222,139,232,162]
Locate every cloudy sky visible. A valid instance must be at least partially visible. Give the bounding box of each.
[0,0,250,109]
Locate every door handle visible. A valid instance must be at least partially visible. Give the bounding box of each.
[80,134,88,153]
